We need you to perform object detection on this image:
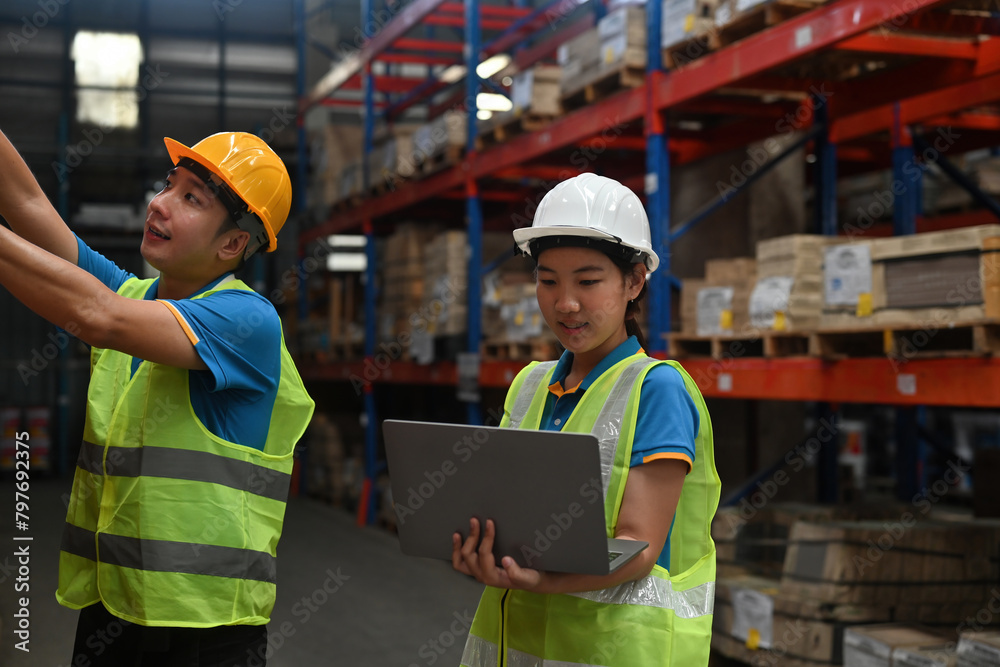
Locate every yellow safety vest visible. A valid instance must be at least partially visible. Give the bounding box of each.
[461,353,720,666]
[56,276,315,627]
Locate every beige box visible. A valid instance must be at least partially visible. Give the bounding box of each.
[843,624,950,667]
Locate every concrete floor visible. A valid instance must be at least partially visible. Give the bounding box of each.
[0,478,484,667]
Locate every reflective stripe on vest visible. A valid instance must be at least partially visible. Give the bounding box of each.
[77,440,291,502]
[463,634,612,667]
[61,524,277,584]
[569,578,715,618]
[508,362,556,430]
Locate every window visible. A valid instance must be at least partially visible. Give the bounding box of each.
[71,31,143,129]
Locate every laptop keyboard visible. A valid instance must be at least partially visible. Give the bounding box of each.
[608,551,623,563]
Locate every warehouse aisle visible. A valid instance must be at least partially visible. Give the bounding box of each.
[0,478,484,667]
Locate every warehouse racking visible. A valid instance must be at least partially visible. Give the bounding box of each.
[298,0,1000,523]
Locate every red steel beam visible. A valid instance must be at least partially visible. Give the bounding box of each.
[903,11,1000,36]
[424,15,512,30]
[473,85,649,178]
[392,38,464,53]
[491,0,590,56]
[832,71,1000,142]
[922,112,1000,131]
[307,0,447,104]
[438,3,533,19]
[302,167,466,241]
[830,59,976,122]
[834,32,979,59]
[671,357,1000,407]
[653,0,954,112]
[376,52,459,66]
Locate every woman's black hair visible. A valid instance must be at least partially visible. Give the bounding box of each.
[608,254,648,350]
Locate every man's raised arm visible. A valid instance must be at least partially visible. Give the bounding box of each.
[0,129,79,264]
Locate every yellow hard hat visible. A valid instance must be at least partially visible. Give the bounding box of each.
[164,132,291,253]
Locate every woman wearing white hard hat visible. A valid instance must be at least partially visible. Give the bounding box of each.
[453,173,720,666]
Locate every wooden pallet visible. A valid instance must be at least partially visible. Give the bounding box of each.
[418,146,464,177]
[667,331,810,360]
[481,338,561,361]
[330,194,363,212]
[327,338,365,362]
[663,30,723,70]
[476,111,558,151]
[559,64,645,112]
[663,0,822,69]
[810,320,1000,360]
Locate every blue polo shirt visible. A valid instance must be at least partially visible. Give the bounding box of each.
[538,336,699,569]
[75,236,280,451]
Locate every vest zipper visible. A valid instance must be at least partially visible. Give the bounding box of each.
[498,589,510,667]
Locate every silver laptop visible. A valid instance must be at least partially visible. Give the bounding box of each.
[382,419,648,575]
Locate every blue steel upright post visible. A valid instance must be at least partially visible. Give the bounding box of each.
[890,102,923,502]
[647,0,670,351]
[361,0,381,524]
[813,95,840,504]
[464,0,484,425]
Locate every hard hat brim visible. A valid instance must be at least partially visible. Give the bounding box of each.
[163,137,278,253]
[512,225,659,272]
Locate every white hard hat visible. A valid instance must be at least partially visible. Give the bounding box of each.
[513,173,659,272]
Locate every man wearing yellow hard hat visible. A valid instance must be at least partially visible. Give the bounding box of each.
[0,130,315,665]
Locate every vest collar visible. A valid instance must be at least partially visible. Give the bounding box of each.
[549,335,642,394]
[141,273,236,301]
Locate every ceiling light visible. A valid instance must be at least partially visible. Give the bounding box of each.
[439,65,467,84]
[476,54,511,79]
[477,109,493,121]
[476,93,513,112]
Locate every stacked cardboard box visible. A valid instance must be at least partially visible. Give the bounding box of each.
[680,278,708,334]
[557,27,601,90]
[596,6,646,70]
[781,519,1000,622]
[843,624,952,667]
[713,575,893,667]
[957,631,1000,666]
[821,240,875,329]
[511,65,562,118]
[870,224,1000,326]
[559,6,646,95]
[696,257,757,336]
[312,123,362,206]
[411,109,467,169]
[422,231,469,338]
[661,0,718,50]
[379,224,440,344]
[751,234,827,331]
